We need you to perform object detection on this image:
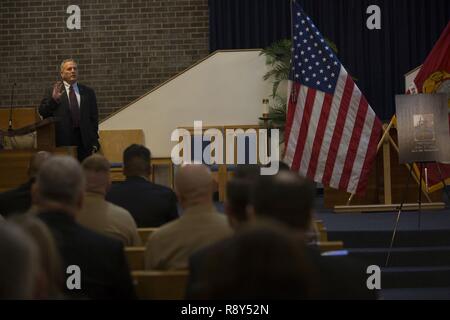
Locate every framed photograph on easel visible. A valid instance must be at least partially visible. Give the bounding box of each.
[395,93,450,164]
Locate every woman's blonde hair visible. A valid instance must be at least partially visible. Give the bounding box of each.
[10,215,64,299]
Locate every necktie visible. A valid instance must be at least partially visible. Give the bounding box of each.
[69,85,80,128]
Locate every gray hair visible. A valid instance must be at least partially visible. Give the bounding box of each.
[36,155,85,207]
[28,150,52,178]
[0,223,38,299]
[60,59,77,72]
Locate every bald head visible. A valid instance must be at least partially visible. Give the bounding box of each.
[175,164,213,208]
[82,154,111,194]
[28,151,52,178]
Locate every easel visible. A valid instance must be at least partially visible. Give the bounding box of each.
[334,116,446,213]
[385,154,450,267]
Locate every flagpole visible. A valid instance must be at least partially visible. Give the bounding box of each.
[348,117,393,205]
[284,0,297,156]
[289,0,298,104]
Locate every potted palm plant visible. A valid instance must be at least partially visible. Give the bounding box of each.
[260,38,338,140]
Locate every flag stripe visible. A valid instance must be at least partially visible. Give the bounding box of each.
[338,96,369,191]
[354,114,382,194]
[321,74,355,186]
[313,67,349,183]
[298,90,326,176]
[285,84,307,167]
[291,88,317,171]
[306,93,333,179]
[329,85,362,188]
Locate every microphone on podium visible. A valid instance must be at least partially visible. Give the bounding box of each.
[8,82,17,131]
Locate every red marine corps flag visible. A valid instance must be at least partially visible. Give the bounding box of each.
[408,21,450,192]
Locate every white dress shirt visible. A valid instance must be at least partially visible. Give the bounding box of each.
[63,81,81,108]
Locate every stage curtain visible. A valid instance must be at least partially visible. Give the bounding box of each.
[208,0,450,120]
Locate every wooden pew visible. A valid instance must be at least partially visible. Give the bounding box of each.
[132,270,189,300]
[316,241,344,253]
[313,220,328,241]
[312,221,345,252]
[137,228,158,244]
[125,246,146,271]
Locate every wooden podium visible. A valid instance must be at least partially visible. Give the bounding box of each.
[0,108,76,192]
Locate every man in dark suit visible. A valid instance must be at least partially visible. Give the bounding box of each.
[0,151,51,217]
[33,155,135,299]
[106,144,178,228]
[188,221,316,299]
[39,59,99,162]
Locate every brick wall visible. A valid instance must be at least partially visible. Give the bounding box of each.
[0,0,209,120]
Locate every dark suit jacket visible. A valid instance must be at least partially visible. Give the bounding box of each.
[186,238,378,300]
[38,210,136,300]
[106,176,178,228]
[0,179,33,218]
[39,83,99,151]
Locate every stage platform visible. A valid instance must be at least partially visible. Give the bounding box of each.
[215,195,450,299]
[315,198,450,300]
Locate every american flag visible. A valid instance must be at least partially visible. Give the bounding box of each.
[284,1,382,195]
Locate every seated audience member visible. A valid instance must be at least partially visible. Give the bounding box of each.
[0,151,51,217]
[145,164,232,270]
[249,171,316,231]
[188,171,377,299]
[0,223,39,299]
[223,165,261,230]
[106,144,178,227]
[186,165,260,296]
[190,221,318,299]
[10,215,64,299]
[33,155,136,299]
[78,154,141,246]
[248,172,377,299]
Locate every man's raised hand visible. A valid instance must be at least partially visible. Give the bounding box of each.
[52,81,64,102]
